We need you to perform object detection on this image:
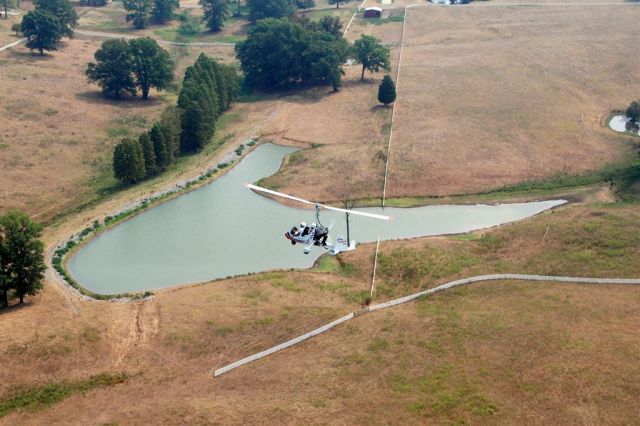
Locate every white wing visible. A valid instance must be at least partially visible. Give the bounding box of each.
[246,184,391,221]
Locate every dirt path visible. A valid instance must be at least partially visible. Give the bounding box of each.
[112,299,161,366]
[0,30,235,53]
[73,29,236,46]
[0,37,26,52]
[214,273,640,376]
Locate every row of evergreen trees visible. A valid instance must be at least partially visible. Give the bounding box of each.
[177,54,239,152]
[113,107,181,183]
[112,54,239,184]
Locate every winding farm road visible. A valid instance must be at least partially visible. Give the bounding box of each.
[73,29,236,46]
[0,29,236,52]
[214,273,640,376]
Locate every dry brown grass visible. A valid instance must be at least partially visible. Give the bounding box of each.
[0,36,241,220]
[258,18,404,202]
[262,2,640,203]
[387,3,640,197]
[1,3,640,423]
[0,15,21,46]
[1,203,639,424]
[0,39,169,217]
[77,0,250,44]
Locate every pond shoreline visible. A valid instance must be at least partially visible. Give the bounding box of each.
[65,144,568,296]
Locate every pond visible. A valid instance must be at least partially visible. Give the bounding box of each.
[68,144,566,294]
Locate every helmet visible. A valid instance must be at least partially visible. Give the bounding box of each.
[300,222,306,228]
[311,223,317,228]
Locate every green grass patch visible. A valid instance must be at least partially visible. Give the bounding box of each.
[358,12,405,26]
[391,365,498,419]
[271,278,302,292]
[106,114,148,139]
[0,372,129,418]
[496,160,640,195]
[316,255,340,273]
[377,245,480,296]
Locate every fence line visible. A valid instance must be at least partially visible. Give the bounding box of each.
[370,235,381,298]
[381,7,408,207]
[344,0,368,36]
[213,274,640,377]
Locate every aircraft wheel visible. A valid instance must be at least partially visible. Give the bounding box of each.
[291,241,296,245]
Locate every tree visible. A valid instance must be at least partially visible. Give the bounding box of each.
[236,18,309,89]
[318,15,341,37]
[327,0,349,9]
[151,0,179,24]
[139,133,157,177]
[237,18,348,91]
[123,0,152,29]
[158,106,181,160]
[35,0,77,38]
[200,0,230,32]
[295,0,314,11]
[304,31,349,92]
[86,39,136,98]
[377,74,396,105]
[113,138,146,183]
[11,22,21,36]
[149,124,169,170]
[21,10,62,55]
[247,0,293,22]
[626,100,640,123]
[0,211,45,307]
[128,37,174,99]
[353,34,390,80]
[180,101,207,153]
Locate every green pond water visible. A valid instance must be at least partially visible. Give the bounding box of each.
[68,144,566,294]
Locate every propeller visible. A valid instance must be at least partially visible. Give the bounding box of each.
[245,184,391,221]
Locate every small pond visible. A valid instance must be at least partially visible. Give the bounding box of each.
[68,144,565,294]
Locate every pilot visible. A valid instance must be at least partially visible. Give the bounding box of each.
[313,224,328,247]
[290,226,299,236]
[300,222,310,236]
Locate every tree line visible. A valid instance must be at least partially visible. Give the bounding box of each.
[121,0,355,33]
[122,0,180,29]
[0,211,46,308]
[113,54,240,183]
[236,17,391,92]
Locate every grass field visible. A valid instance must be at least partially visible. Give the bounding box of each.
[0,38,168,217]
[262,1,640,203]
[2,1,640,423]
[1,202,639,424]
[0,32,244,220]
[387,3,640,198]
[79,2,246,44]
[258,15,404,202]
[0,14,21,46]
